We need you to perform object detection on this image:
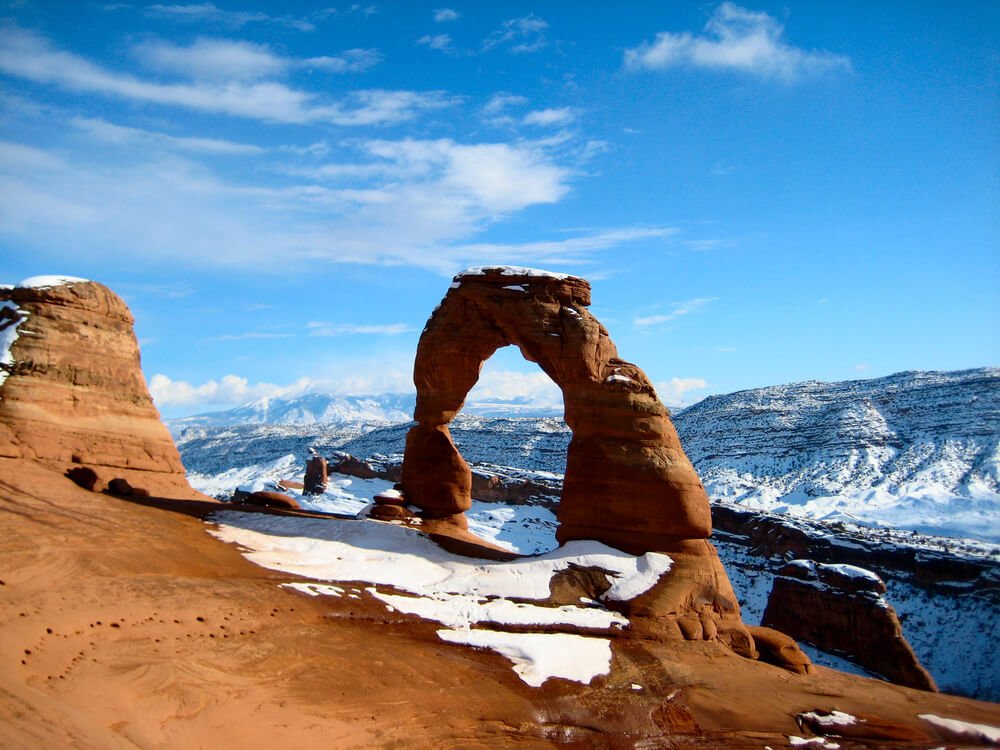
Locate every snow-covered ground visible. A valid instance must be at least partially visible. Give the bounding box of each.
[208,509,670,687]
[187,448,998,699]
[188,452,560,554]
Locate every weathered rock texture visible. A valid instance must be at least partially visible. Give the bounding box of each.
[0,278,203,499]
[303,455,328,494]
[401,267,710,551]
[762,559,937,691]
[400,267,761,657]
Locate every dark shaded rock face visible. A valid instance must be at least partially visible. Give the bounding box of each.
[762,560,937,692]
[401,267,710,552]
[0,279,202,500]
[303,455,328,494]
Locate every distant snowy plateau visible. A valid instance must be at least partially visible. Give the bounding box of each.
[171,368,1000,544]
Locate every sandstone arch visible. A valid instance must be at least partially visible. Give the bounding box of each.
[401,266,712,553]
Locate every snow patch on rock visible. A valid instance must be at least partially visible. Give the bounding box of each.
[17,275,90,289]
[207,511,670,687]
[0,299,26,394]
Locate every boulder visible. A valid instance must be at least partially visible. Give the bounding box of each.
[330,453,380,480]
[762,559,937,691]
[747,626,812,674]
[373,489,406,506]
[107,477,134,496]
[65,466,100,491]
[244,491,300,510]
[369,503,414,522]
[0,278,205,500]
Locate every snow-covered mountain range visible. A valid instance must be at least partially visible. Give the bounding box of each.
[172,367,999,542]
[167,392,564,430]
[167,393,416,428]
[677,368,999,541]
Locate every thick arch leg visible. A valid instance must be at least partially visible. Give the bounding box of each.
[400,423,471,519]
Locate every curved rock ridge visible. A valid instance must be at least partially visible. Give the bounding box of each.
[402,265,710,551]
[0,277,204,499]
[400,266,765,658]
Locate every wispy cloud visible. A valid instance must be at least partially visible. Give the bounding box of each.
[484,14,549,54]
[417,34,453,52]
[451,227,676,266]
[634,297,718,327]
[133,38,381,80]
[482,93,529,115]
[306,321,414,336]
[433,8,459,23]
[0,27,449,126]
[144,3,335,32]
[624,2,850,81]
[70,116,264,155]
[0,94,649,275]
[522,107,577,127]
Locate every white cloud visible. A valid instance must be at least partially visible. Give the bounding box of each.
[145,3,328,32]
[304,48,381,73]
[522,107,577,127]
[0,92,655,275]
[433,8,459,22]
[484,14,549,54]
[306,321,415,336]
[0,27,445,126]
[654,377,709,407]
[150,368,417,410]
[634,297,718,327]
[624,2,850,81]
[148,372,313,407]
[134,38,287,80]
[451,227,676,266]
[361,137,570,214]
[417,34,452,52]
[466,369,562,409]
[133,38,380,80]
[482,93,529,115]
[70,116,264,155]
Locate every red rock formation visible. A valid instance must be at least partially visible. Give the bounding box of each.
[401,267,710,550]
[0,277,205,500]
[244,491,300,510]
[399,266,760,658]
[762,559,937,691]
[303,455,328,494]
[331,453,383,480]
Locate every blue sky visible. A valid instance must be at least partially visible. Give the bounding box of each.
[1,1,997,417]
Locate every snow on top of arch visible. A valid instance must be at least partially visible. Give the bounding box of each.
[456,266,574,281]
[17,275,90,289]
